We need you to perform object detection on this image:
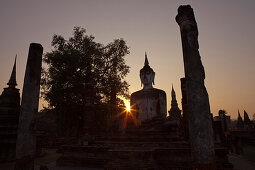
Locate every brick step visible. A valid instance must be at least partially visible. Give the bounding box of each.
[108,147,191,160]
[124,129,180,135]
[56,154,107,168]
[105,159,155,170]
[105,158,193,169]
[57,145,232,169]
[94,140,190,148]
[153,160,193,169]
[95,135,181,141]
[58,147,193,169]
[102,135,180,138]
[95,137,183,143]
[58,145,109,154]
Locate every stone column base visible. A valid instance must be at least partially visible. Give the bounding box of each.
[192,163,216,170]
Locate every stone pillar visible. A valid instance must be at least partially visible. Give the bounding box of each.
[176,5,215,166]
[15,43,43,170]
[180,77,189,139]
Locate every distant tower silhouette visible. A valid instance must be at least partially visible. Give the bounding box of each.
[244,110,251,123]
[0,56,20,161]
[168,84,181,120]
[7,55,17,88]
[0,55,20,107]
[243,110,252,129]
[237,109,244,129]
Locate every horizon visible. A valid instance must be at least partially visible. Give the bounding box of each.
[1,0,255,119]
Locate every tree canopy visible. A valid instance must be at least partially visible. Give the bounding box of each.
[41,27,130,135]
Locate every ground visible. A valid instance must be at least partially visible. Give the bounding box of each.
[228,144,255,170]
[0,146,255,170]
[0,149,101,170]
[228,153,255,170]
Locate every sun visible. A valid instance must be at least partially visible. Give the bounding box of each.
[121,98,131,112]
[126,103,130,112]
[112,98,139,128]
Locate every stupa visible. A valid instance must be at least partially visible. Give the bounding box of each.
[0,56,20,162]
[168,85,182,120]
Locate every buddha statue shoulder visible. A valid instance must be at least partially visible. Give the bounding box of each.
[130,53,167,122]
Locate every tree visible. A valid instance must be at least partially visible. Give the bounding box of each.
[41,27,130,135]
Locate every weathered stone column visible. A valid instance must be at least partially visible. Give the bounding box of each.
[15,43,43,170]
[180,77,189,139]
[176,5,215,167]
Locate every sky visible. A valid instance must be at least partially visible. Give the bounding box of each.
[0,0,255,119]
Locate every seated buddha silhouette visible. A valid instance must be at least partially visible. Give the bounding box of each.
[130,53,167,123]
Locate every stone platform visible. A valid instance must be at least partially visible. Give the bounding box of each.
[56,118,192,169]
[56,118,233,169]
[57,131,192,169]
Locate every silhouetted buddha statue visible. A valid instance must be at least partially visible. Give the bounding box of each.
[130,53,167,123]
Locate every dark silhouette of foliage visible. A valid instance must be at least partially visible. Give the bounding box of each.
[41,27,130,135]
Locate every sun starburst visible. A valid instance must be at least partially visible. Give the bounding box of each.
[126,103,130,112]
[111,102,139,128]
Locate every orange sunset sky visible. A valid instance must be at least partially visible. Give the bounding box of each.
[0,0,255,119]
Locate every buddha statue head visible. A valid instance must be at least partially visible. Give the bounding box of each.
[140,53,155,90]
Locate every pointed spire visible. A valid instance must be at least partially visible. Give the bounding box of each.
[169,84,181,119]
[244,110,250,123]
[144,52,149,66]
[171,84,178,107]
[7,55,17,88]
[237,109,244,128]
[238,109,243,120]
[171,84,176,97]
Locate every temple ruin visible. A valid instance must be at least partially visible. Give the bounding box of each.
[0,56,20,162]
[0,4,238,170]
[168,85,181,120]
[176,5,215,166]
[15,43,43,170]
